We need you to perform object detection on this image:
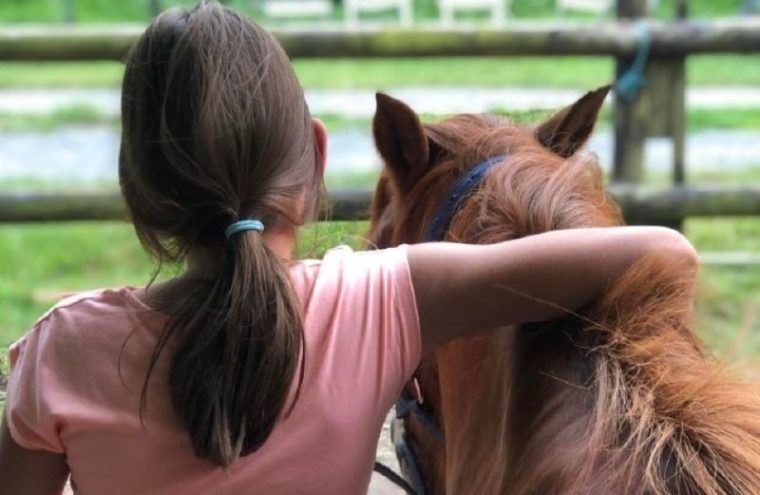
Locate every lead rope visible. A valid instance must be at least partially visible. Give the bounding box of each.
[372,385,428,494]
[373,462,419,495]
[616,21,651,103]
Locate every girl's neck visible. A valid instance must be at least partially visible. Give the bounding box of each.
[138,223,297,311]
[187,224,297,276]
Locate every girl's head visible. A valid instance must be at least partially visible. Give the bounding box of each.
[119,2,322,467]
[120,1,324,255]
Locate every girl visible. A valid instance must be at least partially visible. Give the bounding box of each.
[0,2,697,494]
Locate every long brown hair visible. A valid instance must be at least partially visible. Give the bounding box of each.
[119,2,319,467]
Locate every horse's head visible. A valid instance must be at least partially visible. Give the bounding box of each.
[368,86,622,248]
[368,88,760,495]
[368,87,626,494]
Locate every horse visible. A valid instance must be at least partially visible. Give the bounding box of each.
[367,87,760,495]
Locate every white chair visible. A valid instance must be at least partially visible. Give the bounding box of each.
[557,0,659,16]
[556,0,611,16]
[438,0,510,26]
[261,0,333,19]
[345,0,414,27]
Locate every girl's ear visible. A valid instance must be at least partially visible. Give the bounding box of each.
[535,85,611,158]
[373,93,430,194]
[312,118,328,178]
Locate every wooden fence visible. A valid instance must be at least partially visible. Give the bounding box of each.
[1,2,759,225]
[1,19,759,60]
[3,185,760,225]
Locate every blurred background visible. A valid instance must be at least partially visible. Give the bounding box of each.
[0,0,758,412]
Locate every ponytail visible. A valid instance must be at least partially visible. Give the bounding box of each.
[120,3,318,467]
[144,231,303,466]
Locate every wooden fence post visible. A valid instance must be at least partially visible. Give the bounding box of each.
[672,0,688,186]
[613,0,648,183]
[676,0,688,18]
[614,0,687,229]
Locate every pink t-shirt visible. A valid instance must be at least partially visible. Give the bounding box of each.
[6,245,421,494]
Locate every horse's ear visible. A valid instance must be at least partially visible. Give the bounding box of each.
[373,92,430,193]
[535,85,611,158]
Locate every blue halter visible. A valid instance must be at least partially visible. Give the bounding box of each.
[423,155,507,242]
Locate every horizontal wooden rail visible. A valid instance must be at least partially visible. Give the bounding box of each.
[1,19,759,61]
[698,252,760,266]
[2,185,760,224]
[610,185,760,225]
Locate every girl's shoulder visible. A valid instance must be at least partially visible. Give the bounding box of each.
[32,287,139,322]
[6,286,166,453]
[30,285,158,327]
[292,244,411,272]
[288,243,420,417]
[289,244,412,298]
[10,286,164,364]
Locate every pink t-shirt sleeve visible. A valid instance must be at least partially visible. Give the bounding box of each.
[7,320,66,453]
[293,245,422,413]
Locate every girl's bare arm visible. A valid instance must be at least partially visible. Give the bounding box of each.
[408,226,698,352]
[0,410,69,495]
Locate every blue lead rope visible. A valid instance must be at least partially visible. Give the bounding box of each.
[423,155,507,242]
[616,21,651,103]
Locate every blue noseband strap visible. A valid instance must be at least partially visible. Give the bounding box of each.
[423,155,507,242]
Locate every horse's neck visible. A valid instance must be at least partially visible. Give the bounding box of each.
[500,321,612,494]
[433,257,760,495]
[436,322,609,495]
[435,327,521,494]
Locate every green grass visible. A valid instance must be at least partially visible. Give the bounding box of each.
[0,62,125,89]
[0,0,199,23]
[0,105,116,132]
[497,107,760,133]
[324,170,381,189]
[687,108,760,131]
[687,216,760,252]
[0,222,154,345]
[2,55,759,90]
[686,166,760,186]
[297,55,760,90]
[0,178,118,192]
[0,351,6,409]
[1,106,758,134]
[0,109,553,133]
[686,214,760,361]
[0,0,746,24]
[694,262,760,367]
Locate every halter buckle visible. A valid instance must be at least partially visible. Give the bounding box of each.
[412,377,424,406]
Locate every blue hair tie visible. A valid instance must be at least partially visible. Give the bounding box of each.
[225,219,265,239]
